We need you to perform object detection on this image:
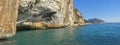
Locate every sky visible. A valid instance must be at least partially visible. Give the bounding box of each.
[74,0,120,22]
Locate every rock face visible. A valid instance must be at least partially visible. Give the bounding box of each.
[73,8,85,25]
[0,0,19,39]
[17,0,85,30]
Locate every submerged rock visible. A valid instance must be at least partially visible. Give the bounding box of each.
[0,0,19,39]
[17,0,85,30]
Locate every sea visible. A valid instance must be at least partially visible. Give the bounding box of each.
[0,23,120,45]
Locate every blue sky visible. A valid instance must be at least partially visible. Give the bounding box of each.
[74,0,120,22]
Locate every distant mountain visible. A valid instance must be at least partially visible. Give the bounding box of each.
[87,18,105,24]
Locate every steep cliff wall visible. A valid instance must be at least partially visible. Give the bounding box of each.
[17,0,85,30]
[73,8,85,25]
[0,0,19,39]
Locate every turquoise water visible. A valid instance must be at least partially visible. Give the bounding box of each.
[0,23,120,45]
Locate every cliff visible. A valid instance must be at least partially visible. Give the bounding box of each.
[0,0,19,39]
[73,8,85,25]
[17,0,85,30]
[0,0,85,39]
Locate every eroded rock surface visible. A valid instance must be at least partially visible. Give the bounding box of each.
[17,0,85,30]
[0,0,19,39]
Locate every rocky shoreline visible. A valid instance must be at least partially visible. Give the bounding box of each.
[17,22,69,30]
[0,0,85,39]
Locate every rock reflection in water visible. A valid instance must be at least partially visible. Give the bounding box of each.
[0,39,16,45]
[0,26,83,45]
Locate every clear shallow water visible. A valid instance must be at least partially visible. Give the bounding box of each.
[1,23,120,45]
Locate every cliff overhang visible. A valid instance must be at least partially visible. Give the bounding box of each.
[17,0,85,30]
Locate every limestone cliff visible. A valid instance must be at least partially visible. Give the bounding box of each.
[0,0,19,39]
[17,0,85,30]
[73,8,85,25]
[0,0,84,39]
